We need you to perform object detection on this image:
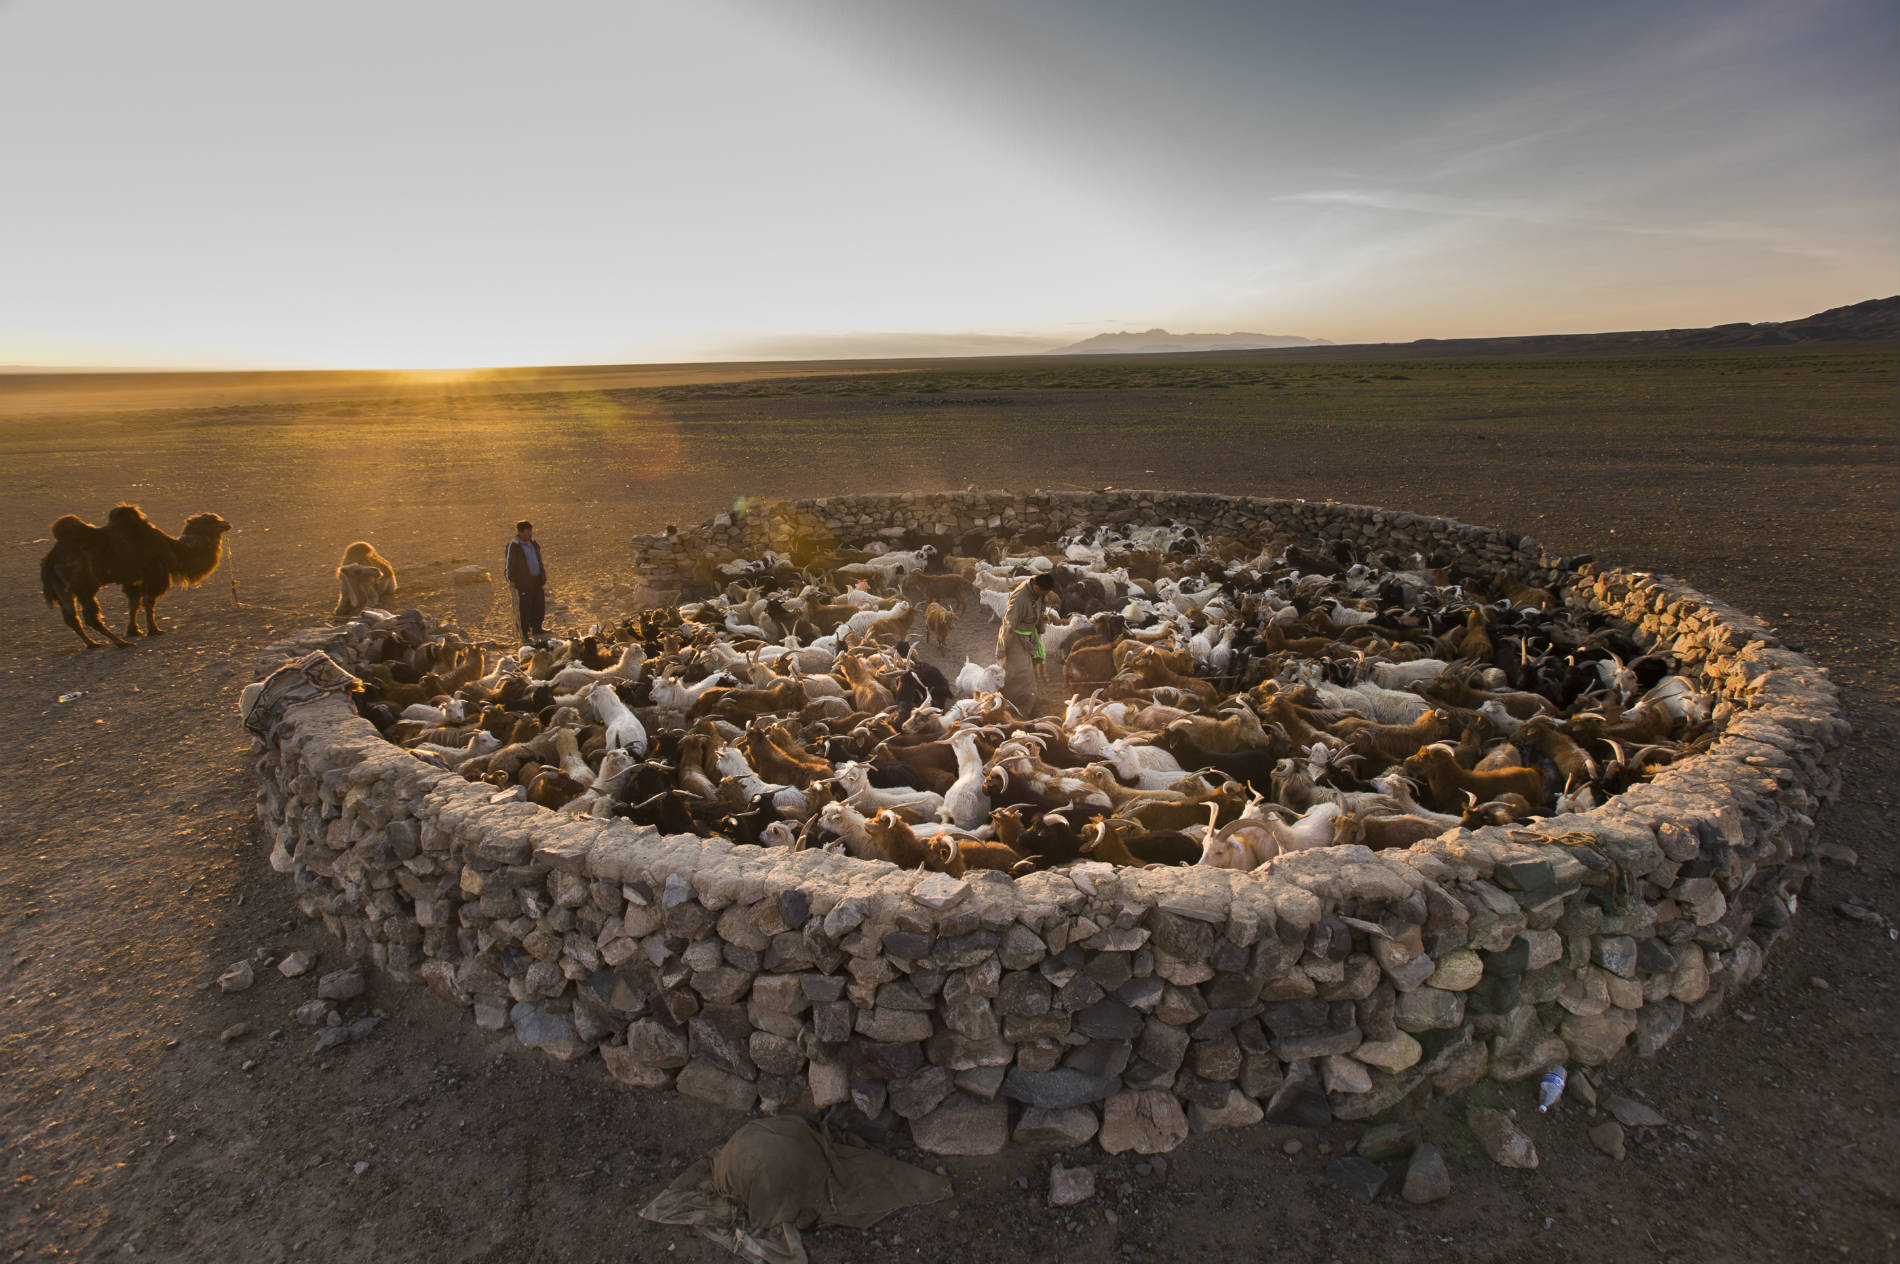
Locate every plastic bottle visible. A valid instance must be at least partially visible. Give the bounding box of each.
[1537,1066,1567,1112]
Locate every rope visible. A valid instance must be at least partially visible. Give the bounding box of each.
[225,538,243,606]
[214,538,327,622]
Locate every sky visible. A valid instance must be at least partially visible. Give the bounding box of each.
[0,0,1893,369]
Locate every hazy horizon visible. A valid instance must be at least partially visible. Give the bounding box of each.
[0,295,1888,375]
[3,0,1894,371]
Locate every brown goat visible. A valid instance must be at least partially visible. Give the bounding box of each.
[1417,673,1551,720]
[1116,648,1219,705]
[1513,715,1597,785]
[1165,707,1273,753]
[1571,700,1679,746]
[1125,781,1248,831]
[1452,609,1493,663]
[1331,811,1447,852]
[689,678,804,722]
[1343,708,1455,767]
[1258,691,1342,749]
[1082,817,1203,867]
[924,601,956,651]
[862,810,947,870]
[835,653,896,713]
[1402,745,1546,814]
[1113,640,1194,675]
[1460,794,1536,827]
[1494,571,1557,610]
[906,571,976,613]
[744,723,831,785]
[1060,613,1125,660]
[860,604,917,646]
[927,835,1031,877]
[1063,643,1118,691]
[1257,623,1340,658]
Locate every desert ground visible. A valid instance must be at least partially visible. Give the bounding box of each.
[1,346,1894,1263]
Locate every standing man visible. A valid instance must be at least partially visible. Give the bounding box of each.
[504,519,550,645]
[997,572,1058,715]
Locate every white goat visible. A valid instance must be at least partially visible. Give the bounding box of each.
[940,729,992,830]
[759,820,800,848]
[1321,598,1377,626]
[401,698,468,725]
[587,681,649,756]
[713,744,806,812]
[1157,578,1222,616]
[547,728,596,788]
[832,762,945,822]
[1189,624,1238,677]
[840,601,909,639]
[1068,724,1189,792]
[1218,800,1343,864]
[1310,679,1434,725]
[559,749,637,817]
[1370,773,1463,828]
[648,670,733,713]
[1368,657,1451,690]
[411,730,501,764]
[954,659,1006,698]
[990,737,1112,807]
[1639,675,1710,722]
[816,801,877,859]
[549,644,646,692]
[1477,699,1523,734]
[1039,613,1093,660]
[756,639,836,674]
[724,610,769,640]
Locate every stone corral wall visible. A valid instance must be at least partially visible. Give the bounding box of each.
[625,489,1567,600]
[245,491,1848,1155]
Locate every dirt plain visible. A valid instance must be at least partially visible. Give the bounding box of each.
[0,346,1895,1264]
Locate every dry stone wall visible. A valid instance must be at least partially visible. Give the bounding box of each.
[244,490,1848,1155]
[625,489,1567,599]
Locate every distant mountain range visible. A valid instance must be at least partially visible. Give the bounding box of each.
[1358,296,1900,357]
[1048,329,1334,354]
[1036,298,1898,361]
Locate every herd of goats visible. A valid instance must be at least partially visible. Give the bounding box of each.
[348,523,1714,876]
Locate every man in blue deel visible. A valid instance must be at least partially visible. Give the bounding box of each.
[504,519,550,645]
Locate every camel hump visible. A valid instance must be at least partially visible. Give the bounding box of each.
[50,514,98,542]
[107,503,150,527]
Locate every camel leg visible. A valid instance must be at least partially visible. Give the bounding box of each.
[121,583,145,637]
[79,591,130,648]
[56,596,101,648]
[141,591,165,636]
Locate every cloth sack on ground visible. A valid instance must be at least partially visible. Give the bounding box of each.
[639,1117,952,1264]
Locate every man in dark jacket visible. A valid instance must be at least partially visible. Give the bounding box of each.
[504,520,549,644]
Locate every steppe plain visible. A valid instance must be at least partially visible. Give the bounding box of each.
[1,346,1894,1262]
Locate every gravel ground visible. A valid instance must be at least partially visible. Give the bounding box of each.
[1,352,1894,1263]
